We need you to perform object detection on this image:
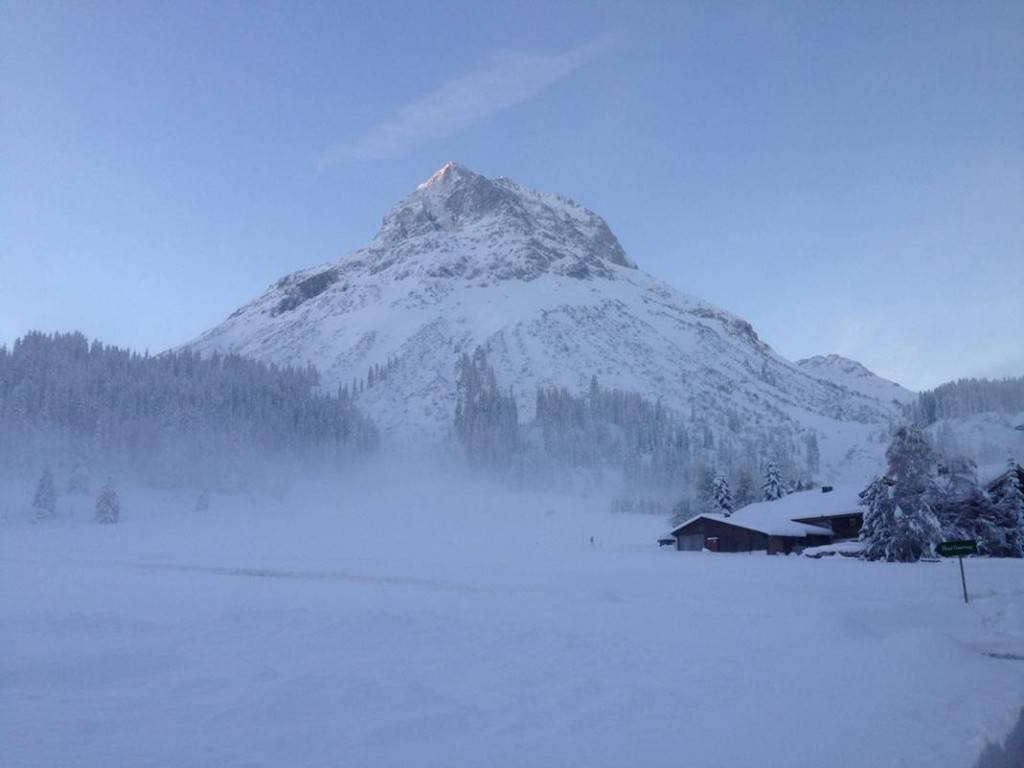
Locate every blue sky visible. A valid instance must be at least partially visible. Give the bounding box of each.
[2,1,1021,390]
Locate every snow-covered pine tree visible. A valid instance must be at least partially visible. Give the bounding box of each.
[888,502,943,561]
[857,476,890,558]
[859,426,943,561]
[762,460,785,501]
[973,493,1020,557]
[32,468,57,521]
[986,457,1024,557]
[933,455,982,540]
[859,476,943,562]
[886,425,935,493]
[95,479,120,524]
[711,473,734,516]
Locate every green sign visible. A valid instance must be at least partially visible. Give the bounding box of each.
[937,540,978,557]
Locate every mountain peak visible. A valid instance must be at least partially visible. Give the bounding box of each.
[416,161,475,190]
[797,354,916,403]
[369,164,636,278]
[190,164,910,471]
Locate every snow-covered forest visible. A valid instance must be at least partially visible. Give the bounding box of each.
[912,376,1024,425]
[0,332,378,491]
[452,347,821,509]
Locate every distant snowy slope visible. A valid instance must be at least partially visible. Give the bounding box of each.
[797,354,916,406]
[187,163,907,480]
[928,410,1024,468]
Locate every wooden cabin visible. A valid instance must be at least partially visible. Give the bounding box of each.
[667,485,863,554]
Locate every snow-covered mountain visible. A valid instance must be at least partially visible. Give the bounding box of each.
[796,354,915,406]
[188,162,905,479]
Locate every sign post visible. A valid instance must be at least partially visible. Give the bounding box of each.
[936,540,978,604]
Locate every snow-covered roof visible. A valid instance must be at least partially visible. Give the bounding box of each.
[977,460,1022,487]
[670,486,863,539]
[670,512,832,538]
[754,485,864,522]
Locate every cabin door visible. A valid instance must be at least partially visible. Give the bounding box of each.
[705,537,719,552]
[677,534,703,551]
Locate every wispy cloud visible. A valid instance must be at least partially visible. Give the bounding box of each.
[321,39,612,164]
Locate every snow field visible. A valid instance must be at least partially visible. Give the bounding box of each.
[2,475,1022,768]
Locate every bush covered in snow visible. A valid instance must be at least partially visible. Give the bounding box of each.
[94,480,120,524]
[31,468,56,522]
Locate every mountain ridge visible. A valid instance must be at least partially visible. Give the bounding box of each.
[188,163,908,481]
[796,354,916,406]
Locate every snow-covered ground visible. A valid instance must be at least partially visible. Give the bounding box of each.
[2,473,1022,768]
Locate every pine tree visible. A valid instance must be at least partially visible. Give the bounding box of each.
[859,476,943,562]
[95,479,120,524]
[886,426,935,495]
[711,473,734,516]
[857,476,889,557]
[762,461,785,501]
[859,426,943,561]
[933,456,982,540]
[986,457,1024,557]
[32,468,57,521]
[929,455,1023,558]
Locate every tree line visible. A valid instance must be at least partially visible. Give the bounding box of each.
[912,376,1024,425]
[453,347,822,508]
[0,331,379,490]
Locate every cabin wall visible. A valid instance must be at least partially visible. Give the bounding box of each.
[673,519,770,553]
[676,534,703,551]
[672,518,833,554]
